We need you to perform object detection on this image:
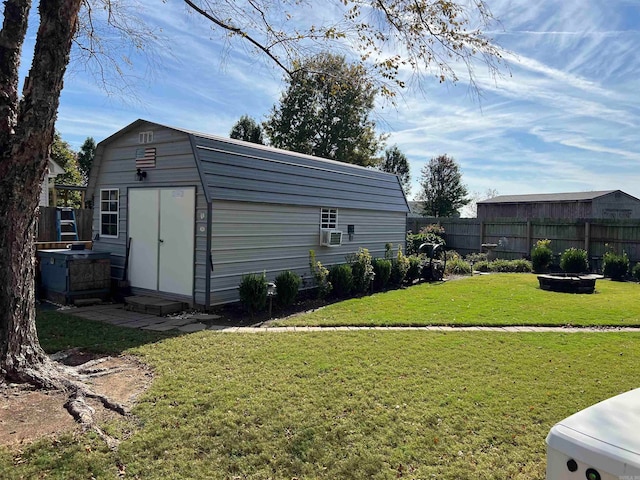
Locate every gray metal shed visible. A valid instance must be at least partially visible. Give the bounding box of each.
[87,119,409,307]
[477,190,640,220]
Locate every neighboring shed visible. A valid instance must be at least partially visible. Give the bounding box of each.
[39,158,65,207]
[477,191,640,220]
[87,119,409,307]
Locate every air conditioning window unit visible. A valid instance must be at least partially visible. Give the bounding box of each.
[320,229,343,247]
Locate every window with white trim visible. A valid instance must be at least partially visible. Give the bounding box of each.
[320,208,338,229]
[100,189,119,237]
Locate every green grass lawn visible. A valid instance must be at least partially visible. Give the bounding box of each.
[273,274,640,327]
[2,313,640,479]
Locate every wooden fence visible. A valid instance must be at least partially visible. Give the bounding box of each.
[37,207,93,242]
[407,217,640,268]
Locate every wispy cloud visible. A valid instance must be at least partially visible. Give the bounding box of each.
[35,0,640,201]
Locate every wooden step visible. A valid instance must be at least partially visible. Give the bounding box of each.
[124,296,186,316]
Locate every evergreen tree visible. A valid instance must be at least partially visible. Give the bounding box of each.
[380,145,411,196]
[77,136,96,185]
[418,154,470,217]
[264,53,383,167]
[230,115,264,144]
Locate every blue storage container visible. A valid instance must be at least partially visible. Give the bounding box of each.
[38,249,111,304]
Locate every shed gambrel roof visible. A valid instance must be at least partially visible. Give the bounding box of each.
[477,190,634,204]
[89,119,409,213]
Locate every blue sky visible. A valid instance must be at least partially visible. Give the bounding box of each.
[15,1,640,205]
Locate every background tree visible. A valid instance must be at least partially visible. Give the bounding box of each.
[230,115,264,144]
[264,52,383,167]
[418,154,470,217]
[1,0,504,411]
[77,136,96,185]
[50,132,83,207]
[461,188,499,218]
[380,145,411,197]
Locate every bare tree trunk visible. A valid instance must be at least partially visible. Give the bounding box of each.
[0,0,83,385]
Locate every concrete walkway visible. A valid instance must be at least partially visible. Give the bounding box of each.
[62,303,640,334]
[66,303,219,333]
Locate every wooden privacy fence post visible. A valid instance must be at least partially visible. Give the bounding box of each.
[585,221,591,256]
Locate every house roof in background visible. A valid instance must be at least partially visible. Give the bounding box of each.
[48,158,65,177]
[477,190,629,204]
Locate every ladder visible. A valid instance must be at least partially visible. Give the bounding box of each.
[56,207,79,241]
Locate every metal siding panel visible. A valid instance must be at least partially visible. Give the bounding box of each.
[195,137,393,179]
[198,148,399,190]
[203,173,404,208]
[196,141,408,213]
[207,201,406,303]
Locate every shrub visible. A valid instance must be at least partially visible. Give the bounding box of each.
[275,271,301,307]
[632,263,640,282]
[406,224,446,255]
[390,246,409,287]
[372,258,392,290]
[238,273,268,316]
[329,264,354,298]
[470,259,532,273]
[560,248,589,273]
[489,259,532,273]
[473,260,491,272]
[445,257,472,275]
[465,252,488,264]
[531,239,553,273]
[309,250,332,299]
[349,248,374,294]
[602,250,629,281]
[506,259,533,273]
[406,256,422,283]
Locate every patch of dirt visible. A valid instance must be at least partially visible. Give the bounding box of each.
[0,354,153,448]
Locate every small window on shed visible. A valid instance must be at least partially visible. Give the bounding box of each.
[320,208,338,229]
[100,189,119,237]
[138,131,154,144]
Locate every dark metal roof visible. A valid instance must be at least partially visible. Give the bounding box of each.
[477,190,623,204]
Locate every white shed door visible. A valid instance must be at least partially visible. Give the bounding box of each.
[158,188,195,296]
[128,188,195,297]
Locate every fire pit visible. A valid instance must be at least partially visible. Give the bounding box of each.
[537,273,603,294]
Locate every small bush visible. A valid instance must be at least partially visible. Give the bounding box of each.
[329,264,354,298]
[489,259,532,273]
[473,260,491,272]
[602,251,629,280]
[560,248,589,273]
[531,239,553,273]
[470,259,532,273]
[275,271,301,307]
[372,258,392,290]
[406,256,422,283]
[507,259,533,273]
[349,248,374,294]
[384,243,393,260]
[465,252,488,264]
[390,246,409,287]
[632,263,640,282]
[309,250,332,299]
[445,257,472,275]
[238,273,268,316]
